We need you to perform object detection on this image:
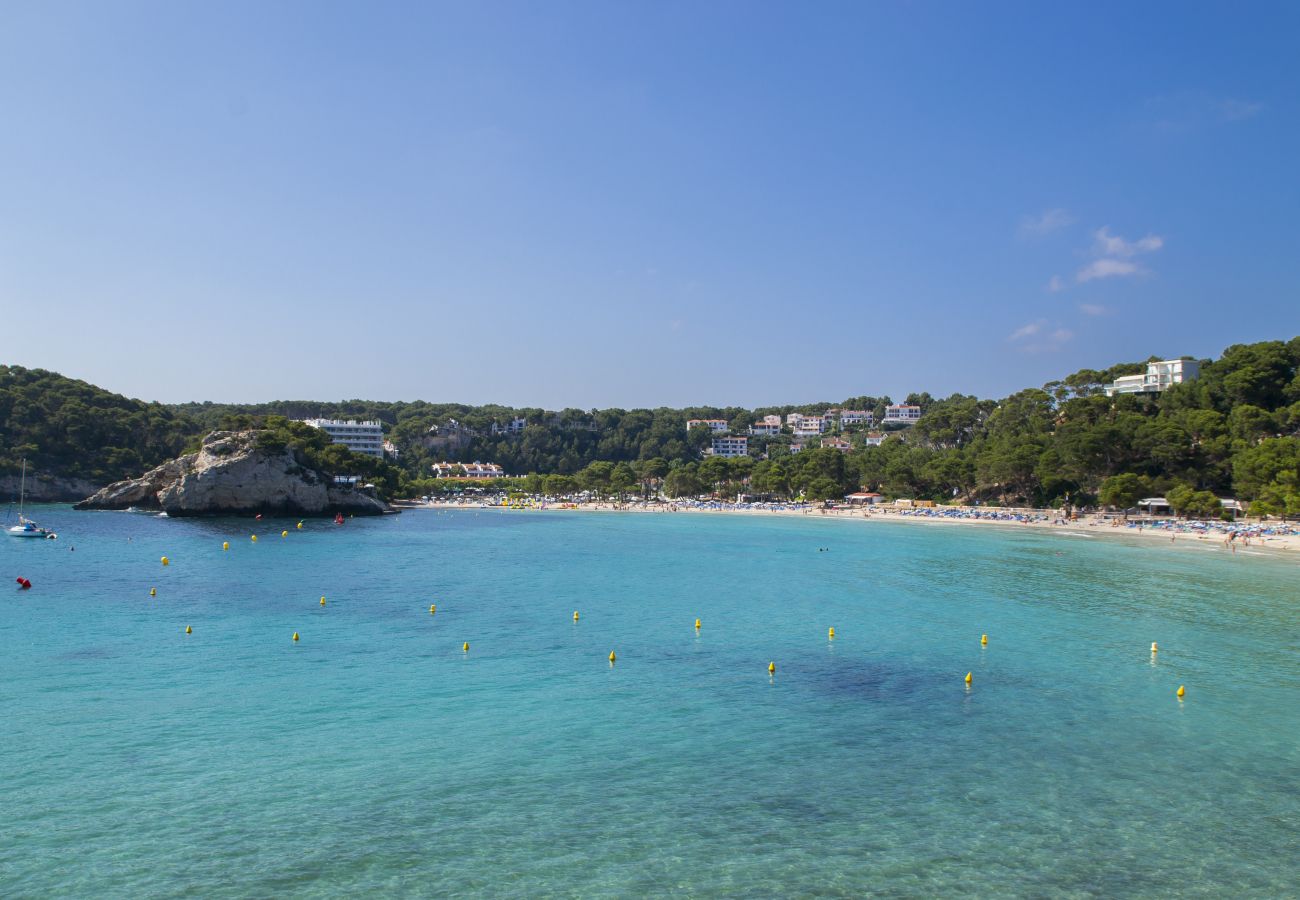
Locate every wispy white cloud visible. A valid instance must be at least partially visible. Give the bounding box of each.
[1147,93,1264,132]
[1019,208,1075,238]
[1008,321,1043,341]
[1092,226,1163,259]
[1009,319,1073,353]
[1046,226,1165,285]
[1079,303,1108,316]
[1077,258,1141,283]
[1217,98,1263,122]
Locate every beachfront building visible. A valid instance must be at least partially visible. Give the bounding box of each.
[687,419,730,434]
[845,492,885,505]
[821,437,852,452]
[863,432,886,447]
[749,422,781,436]
[300,419,385,458]
[882,404,923,425]
[1103,359,1201,396]
[431,461,505,479]
[710,435,749,458]
[839,410,874,428]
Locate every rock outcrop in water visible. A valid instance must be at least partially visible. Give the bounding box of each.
[75,430,390,517]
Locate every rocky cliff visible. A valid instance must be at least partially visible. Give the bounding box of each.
[2,474,103,503]
[75,430,391,517]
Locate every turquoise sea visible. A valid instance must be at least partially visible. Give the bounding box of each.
[2,505,1297,897]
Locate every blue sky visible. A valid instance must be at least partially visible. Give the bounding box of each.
[2,2,1297,408]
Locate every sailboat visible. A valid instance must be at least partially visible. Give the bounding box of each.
[8,459,56,539]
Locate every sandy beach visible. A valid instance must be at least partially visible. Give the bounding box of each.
[405,499,1300,557]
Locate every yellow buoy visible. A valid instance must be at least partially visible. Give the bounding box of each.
[160,556,169,566]
[251,534,258,542]
[297,521,303,530]
[768,661,776,675]
[222,541,229,551]
[429,604,436,614]
[1151,642,1159,653]
[462,642,469,652]
[292,631,300,642]
[320,597,326,606]
[185,625,192,634]
[574,611,580,621]
[965,672,973,685]
[609,650,617,663]
[281,530,288,538]
[149,587,157,597]
[828,627,835,639]
[1177,684,1185,699]
[695,618,701,630]
[981,634,988,646]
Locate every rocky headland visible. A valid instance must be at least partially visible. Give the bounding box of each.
[1,473,103,503]
[75,430,391,517]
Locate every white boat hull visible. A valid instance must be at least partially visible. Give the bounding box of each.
[8,525,50,537]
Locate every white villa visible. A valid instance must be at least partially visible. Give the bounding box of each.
[490,417,528,435]
[1103,359,1201,396]
[300,419,385,458]
[821,437,852,452]
[688,419,730,434]
[839,410,874,428]
[749,422,781,436]
[863,432,886,447]
[792,416,829,437]
[710,435,749,458]
[882,404,922,425]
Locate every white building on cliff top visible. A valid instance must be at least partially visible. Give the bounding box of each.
[1103,359,1200,396]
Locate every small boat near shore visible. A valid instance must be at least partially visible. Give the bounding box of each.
[7,460,56,539]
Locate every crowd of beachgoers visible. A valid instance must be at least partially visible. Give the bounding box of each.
[409,493,1300,554]
[887,504,1300,537]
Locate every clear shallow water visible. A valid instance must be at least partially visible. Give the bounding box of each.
[2,505,1297,898]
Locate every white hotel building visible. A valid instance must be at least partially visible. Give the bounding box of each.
[710,436,749,458]
[301,419,386,458]
[687,419,731,434]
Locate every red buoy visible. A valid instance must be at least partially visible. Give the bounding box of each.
[16,577,31,589]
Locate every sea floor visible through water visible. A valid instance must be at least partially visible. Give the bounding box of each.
[3,505,1298,897]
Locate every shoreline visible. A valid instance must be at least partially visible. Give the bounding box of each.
[403,499,1300,557]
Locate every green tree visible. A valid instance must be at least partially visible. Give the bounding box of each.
[1098,473,1150,513]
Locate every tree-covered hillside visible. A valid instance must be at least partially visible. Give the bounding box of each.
[0,366,199,483]
[6,337,1300,513]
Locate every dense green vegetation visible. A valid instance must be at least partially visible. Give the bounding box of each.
[0,366,196,483]
[5,337,1300,513]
